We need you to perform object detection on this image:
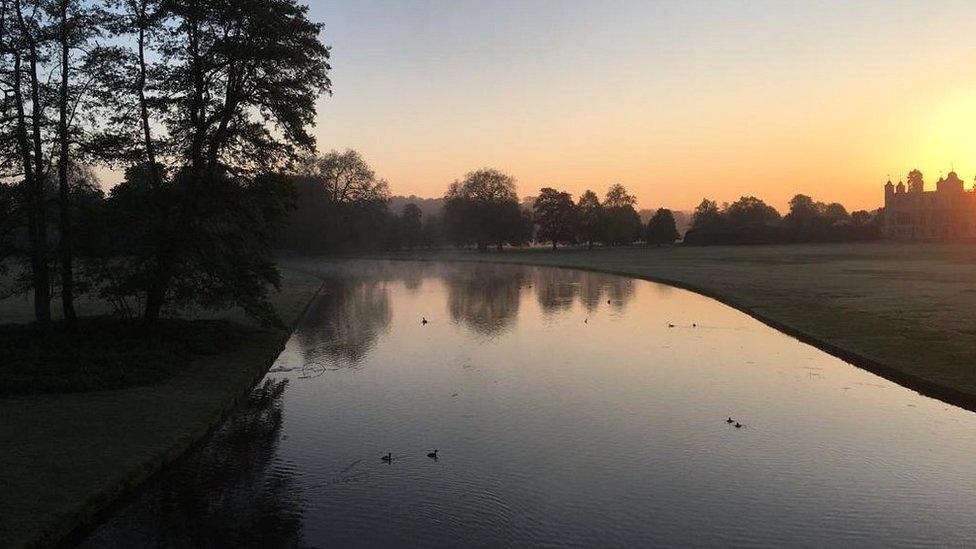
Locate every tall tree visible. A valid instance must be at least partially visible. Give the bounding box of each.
[532,187,577,250]
[690,198,722,230]
[8,0,52,324]
[400,202,423,250]
[576,189,602,249]
[906,169,924,193]
[645,208,680,246]
[601,184,642,246]
[783,194,824,231]
[726,196,780,227]
[50,0,103,322]
[443,168,521,252]
[114,0,333,325]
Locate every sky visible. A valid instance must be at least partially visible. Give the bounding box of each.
[305,0,976,211]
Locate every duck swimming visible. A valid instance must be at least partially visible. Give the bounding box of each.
[421,317,428,325]
[381,452,392,462]
[726,417,734,423]
[427,449,438,459]
[734,422,742,429]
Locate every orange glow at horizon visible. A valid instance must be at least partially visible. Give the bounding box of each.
[307,1,976,213]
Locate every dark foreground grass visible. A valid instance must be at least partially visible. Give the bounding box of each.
[326,242,976,411]
[0,268,322,549]
[0,318,252,395]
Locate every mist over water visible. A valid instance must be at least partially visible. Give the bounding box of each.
[82,261,976,548]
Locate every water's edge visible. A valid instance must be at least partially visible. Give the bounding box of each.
[346,254,976,415]
[53,282,326,549]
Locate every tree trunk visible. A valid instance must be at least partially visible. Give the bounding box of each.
[136,3,160,187]
[144,3,207,326]
[57,0,76,323]
[552,240,557,251]
[14,1,51,325]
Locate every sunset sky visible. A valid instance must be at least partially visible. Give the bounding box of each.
[308,0,976,211]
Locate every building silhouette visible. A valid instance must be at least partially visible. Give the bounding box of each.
[884,169,976,240]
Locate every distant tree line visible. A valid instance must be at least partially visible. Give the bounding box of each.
[278,165,685,254]
[441,177,675,251]
[683,194,882,245]
[276,149,443,253]
[0,0,331,328]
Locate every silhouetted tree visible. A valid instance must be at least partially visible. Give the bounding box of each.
[400,203,423,250]
[601,184,642,246]
[850,210,872,226]
[0,184,20,281]
[278,150,392,252]
[823,202,850,226]
[690,198,722,229]
[783,194,823,232]
[421,212,444,248]
[576,189,602,249]
[726,196,781,226]
[533,187,577,250]
[101,0,332,326]
[4,0,54,324]
[907,169,924,193]
[645,208,680,245]
[443,168,522,252]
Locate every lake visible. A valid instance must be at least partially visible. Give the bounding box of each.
[80,260,976,547]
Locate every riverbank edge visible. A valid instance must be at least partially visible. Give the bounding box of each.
[347,252,976,414]
[14,279,325,549]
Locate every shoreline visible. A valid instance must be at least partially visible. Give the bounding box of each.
[58,280,326,549]
[1,272,324,549]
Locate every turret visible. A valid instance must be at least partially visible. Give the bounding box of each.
[895,180,905,194]
[885,179,894,200]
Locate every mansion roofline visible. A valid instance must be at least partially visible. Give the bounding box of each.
[883,169,976,240]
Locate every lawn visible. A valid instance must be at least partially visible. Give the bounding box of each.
[0,268,323,549]
[343,242,976,410]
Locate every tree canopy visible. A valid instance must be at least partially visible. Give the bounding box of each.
[443,168,525,252]
[645,208,680,246]
[532,187,577,250]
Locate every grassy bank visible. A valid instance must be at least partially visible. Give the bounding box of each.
[0,268,322,549]
[340,242,976,410]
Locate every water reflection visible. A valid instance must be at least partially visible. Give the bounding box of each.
[443,264,525,336]
[295,280,391,369]
[80,379,302,548]
[532,268,635,314]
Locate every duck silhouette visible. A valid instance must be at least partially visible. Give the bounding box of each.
[427,449,438,459]
[381,452,392,462]
[668,323,675,328]
[726,417,734,424]
[421,317,428,325]
[734,422,742,429]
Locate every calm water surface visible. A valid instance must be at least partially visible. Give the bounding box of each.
[82,261,976,548]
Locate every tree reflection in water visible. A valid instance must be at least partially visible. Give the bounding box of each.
[295,279,392,370]
[80,379,303,549]
[532,267,635,314]
[443,264,526,336]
